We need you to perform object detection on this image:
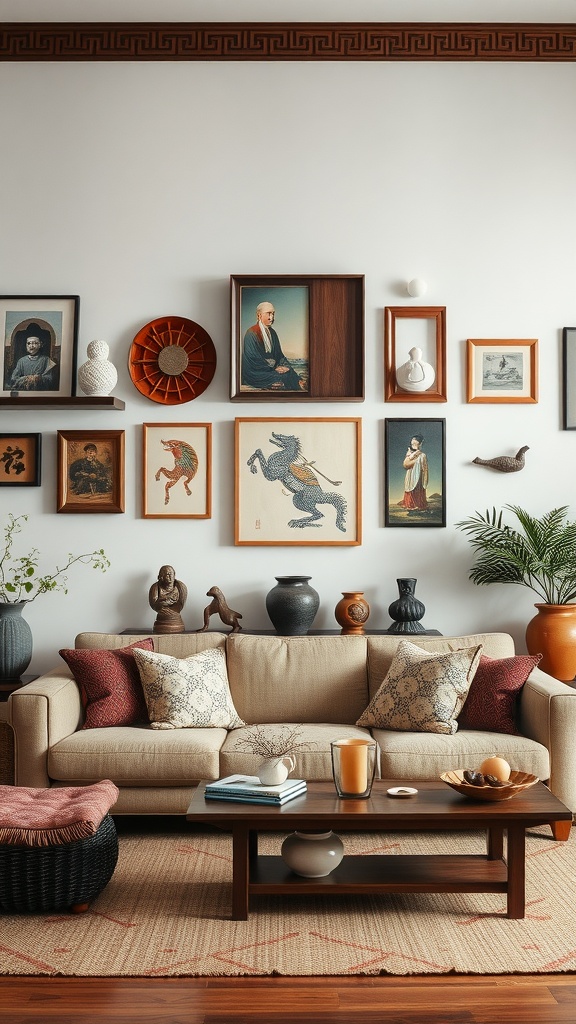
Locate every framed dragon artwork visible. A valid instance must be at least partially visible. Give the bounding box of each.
[234,417,362,546]
[142,423,212,519]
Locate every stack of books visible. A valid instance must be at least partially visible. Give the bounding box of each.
[204,774,307,805]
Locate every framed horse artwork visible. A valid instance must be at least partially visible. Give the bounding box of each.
[142,423,212,519]
[234,417,362,546]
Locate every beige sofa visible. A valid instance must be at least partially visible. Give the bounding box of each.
[7,631,576,824]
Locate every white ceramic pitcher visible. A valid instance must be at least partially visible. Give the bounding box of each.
[258,755,296,786]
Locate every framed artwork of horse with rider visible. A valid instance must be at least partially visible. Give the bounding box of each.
[142,423,212,519]
[234,417,361,545]
[57,429,125,514]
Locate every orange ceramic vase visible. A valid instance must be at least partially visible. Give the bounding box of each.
[525,603,576,681]
[334,592,370,635]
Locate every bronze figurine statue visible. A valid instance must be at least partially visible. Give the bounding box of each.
[198,586,242,633]
[149,565,187,634]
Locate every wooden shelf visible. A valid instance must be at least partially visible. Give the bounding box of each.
[0,396,125,410]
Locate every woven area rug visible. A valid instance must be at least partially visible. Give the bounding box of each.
[1,825,575,977]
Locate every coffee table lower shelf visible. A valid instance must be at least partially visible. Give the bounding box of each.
[241,852,508,920]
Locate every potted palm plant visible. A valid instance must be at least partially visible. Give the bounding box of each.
[0,513,110,684]
[455,505,576,680]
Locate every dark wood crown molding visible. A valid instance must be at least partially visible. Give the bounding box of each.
[1,22,576,62]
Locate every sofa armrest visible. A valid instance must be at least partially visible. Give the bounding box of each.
[8,669,82,788]
[519,666,576,813]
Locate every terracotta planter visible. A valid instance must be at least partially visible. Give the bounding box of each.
[334,592,370,635]
[525,603,576,681]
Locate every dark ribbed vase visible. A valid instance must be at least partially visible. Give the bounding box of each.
[265,576,320,636]
[0,602,33,683]
[387,578,426,634]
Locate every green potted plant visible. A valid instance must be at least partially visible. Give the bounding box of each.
[456,504,576,680]
[0,513,110,684]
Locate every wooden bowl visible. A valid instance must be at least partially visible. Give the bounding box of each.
[440,769,539,802]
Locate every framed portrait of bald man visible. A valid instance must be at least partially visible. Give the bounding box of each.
[230,274,364,402]
[0,295,79,399]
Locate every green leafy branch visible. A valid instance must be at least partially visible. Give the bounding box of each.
[0,514,110,604]
[455,505,576,605]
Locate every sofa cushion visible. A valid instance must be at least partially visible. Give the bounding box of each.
[59,640,154,729]
[458,653,542,734]
[220,723,373,782]
[372,727,550,782]
[133,647,245,730]
[356,640,482,735]
[366,633,515,701]
[48,726,226,784]
[225,634,369,724]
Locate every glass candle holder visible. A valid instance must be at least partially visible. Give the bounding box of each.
[331,738,377,799]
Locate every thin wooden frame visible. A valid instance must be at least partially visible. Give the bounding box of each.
[384,306,446,402]
[562,328,576,430]
[142,423,212,519]
[467,339,538,404]
[384,418,446,528]
[57,430,124,514]
[0,295,79,399]
[231,275,364,402]
[0,433,41,486]
[235,417,362,546]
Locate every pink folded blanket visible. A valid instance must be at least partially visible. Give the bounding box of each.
[0,780,119,847]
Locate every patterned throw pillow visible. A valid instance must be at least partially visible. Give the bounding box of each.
[133,646,245,730]
[356,639,483,735]
[59,639,154,729]
[458,653,541,734]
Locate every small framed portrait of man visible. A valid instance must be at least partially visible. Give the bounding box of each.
[0,295,79,399]
[57,430,125,513]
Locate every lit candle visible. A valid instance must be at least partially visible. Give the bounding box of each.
[337,739,369,794]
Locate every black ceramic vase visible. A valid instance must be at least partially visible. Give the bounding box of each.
[265,576,320,636]
[387,578,426,634]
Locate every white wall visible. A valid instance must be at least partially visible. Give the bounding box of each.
[1,8,576,674]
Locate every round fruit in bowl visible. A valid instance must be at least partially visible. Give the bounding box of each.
[440,765,538,802]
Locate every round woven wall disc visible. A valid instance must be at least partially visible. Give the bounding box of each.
[129,316,217,404]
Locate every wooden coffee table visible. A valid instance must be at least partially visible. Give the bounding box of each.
[186,779,572,921]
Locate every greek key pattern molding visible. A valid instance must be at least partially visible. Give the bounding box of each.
[2,23,576,62]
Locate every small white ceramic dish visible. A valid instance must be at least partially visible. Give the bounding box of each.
[387,786,418,798]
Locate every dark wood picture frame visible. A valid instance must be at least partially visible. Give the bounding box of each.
[231,275,364,402]
[0,295,79,399]
[384,418,446,528]
[142,422,212,519]
[235,417,362,546]
[57,429,125,514]
[384,306,447,402]
[562,328,576,429]
[0,432,41,487]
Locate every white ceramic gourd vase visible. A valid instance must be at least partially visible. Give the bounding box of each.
[78,340,118,397]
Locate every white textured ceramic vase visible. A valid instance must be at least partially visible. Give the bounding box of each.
[281,831,344,877]
[78,340,118,396]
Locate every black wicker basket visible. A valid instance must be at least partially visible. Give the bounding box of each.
[0,813,118,913]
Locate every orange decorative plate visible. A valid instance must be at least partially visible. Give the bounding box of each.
[440,769,538,802]
[129,316,217,404]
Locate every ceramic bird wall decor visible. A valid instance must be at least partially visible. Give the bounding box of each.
[472,446,529,473]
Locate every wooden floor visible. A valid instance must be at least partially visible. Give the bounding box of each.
[1,974,576,1023]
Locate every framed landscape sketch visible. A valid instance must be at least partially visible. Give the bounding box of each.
[562,327,576,430]
[0,295,79,399]
[235,417,362,546]
[142,423,212,518]
[57,430,125,513]
[230,275,364,402]
[467,338,538,403]
[0,433,41,486]
[384,418,446,527]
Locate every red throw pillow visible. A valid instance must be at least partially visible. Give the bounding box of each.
[59,639,154,729]
[458,653,541,734]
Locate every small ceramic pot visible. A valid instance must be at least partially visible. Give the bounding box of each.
[281,830,344,877]
[258,755,295,786]
[334,591,370,635]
